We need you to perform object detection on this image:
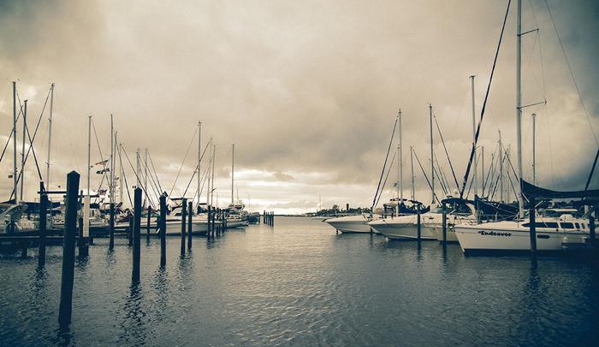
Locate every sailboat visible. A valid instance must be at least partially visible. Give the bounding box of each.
[454,0,591,253]
[369,109,435,240]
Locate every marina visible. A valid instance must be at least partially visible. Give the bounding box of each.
[1,217,598,347]
[2,0,599,345]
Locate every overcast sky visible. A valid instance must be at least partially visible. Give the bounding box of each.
[1,0,598,214]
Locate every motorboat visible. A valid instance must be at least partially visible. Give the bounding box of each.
[325,214,381,233]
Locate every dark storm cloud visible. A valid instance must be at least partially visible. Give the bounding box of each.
[1,0,598,211]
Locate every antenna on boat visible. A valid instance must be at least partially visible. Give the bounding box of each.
[20,100,27,202]
[46,83,54,190]
[516,0,525,219]
[429,103,435,205]
[12,81,18,204]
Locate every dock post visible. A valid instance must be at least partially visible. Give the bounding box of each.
[132,188,141,283]
[529,195,537,255]
[159,195,167,267]
[417,205,421,241]
[109,202,115,251]
[442,202,447,244]
[146,206,152,242]
[187,200,193,250]
[181,198,187,255]
[38,182,47,267]
[59,171,80,328]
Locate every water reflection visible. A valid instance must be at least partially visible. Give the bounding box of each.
[53,326,74,347]
[118,282,147,346]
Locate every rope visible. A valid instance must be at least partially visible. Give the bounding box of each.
[168,126,198,198]
[371,116,398,210]
[432,109,460,191]
[459,0,511,199]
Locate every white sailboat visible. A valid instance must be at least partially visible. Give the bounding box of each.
[369,109,436,240]
[454,0,590,253]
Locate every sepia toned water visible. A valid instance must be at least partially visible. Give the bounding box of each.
[1,217,598,347]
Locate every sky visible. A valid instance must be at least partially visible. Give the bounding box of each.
[1,0,598,214]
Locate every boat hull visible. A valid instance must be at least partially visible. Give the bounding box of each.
[325,215,374,233]
[454,224,588,253]
[369,215,436,240]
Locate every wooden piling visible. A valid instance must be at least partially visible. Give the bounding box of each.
[109,202,115,250]
[59,171,79,328]
[38,182,47,267]
[132,188,142,283]
[529,195,537,255]
[160,195,167,267]
[181,198,187,255]
[187,201,192,250]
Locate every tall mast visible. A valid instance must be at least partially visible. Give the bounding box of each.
[136,149,141,190]
[516,0,524,218]
[231,143,235,205]
[398,109,403,203]
[87,115,91,198]
[12,82,18,204]
[46,83,55,189]
[144,148,148,208]
[499,131,504,202]
[110,114,114,207]
[481,146,485,197]
[410,146,415,201]
[211,143,216,207]
[206,138,212,206]
[118,134,123,204]
[470,75,477,198]
[197,121,201,208]
[20,100,27,202]
[429,104,435,205]
[532,113,536,185]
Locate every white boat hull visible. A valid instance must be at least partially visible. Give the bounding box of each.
[454,223,588,252]
[369,215,436,240]
[325,215,377,233]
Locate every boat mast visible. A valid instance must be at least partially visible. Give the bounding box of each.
[470,75,477,198]
[110,114,114,208]
[12,82,18,204]
[429,104,435,205]
[481,146,485,197]
[87,115,91,198]
[410,146,415,201]
[20,100,27,202]
[516,0,524,218]
[197,121,201,209]
[144,148,148,208]
[206,138,212,206]
[211,143,216,207]
[398,109,403,203]
[231,143,235,206]
[46,83,54,189]
[532,113,536,185]
[499,131,504,202]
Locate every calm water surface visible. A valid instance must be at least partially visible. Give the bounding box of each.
[1,217,598,346]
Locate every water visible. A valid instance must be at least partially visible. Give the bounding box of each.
[1,217,598,347]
